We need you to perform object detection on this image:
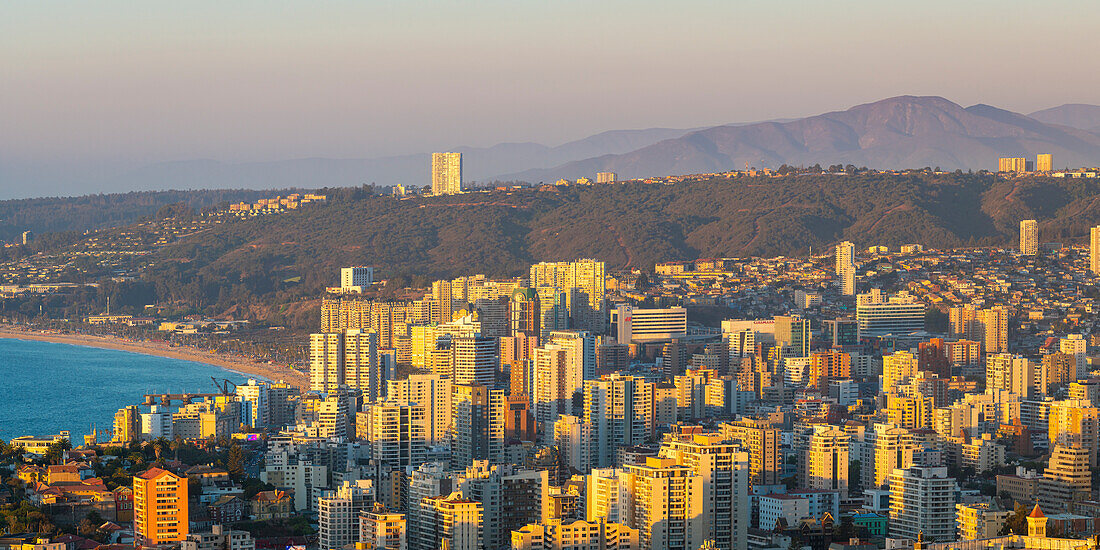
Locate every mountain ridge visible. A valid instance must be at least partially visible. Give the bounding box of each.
[500,96,1100,182]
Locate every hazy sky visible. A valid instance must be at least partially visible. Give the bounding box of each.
[3,0,1100,169]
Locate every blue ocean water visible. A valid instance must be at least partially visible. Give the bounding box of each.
[0,338,249,441]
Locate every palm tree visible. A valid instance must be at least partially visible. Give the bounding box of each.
[152,437,170,462]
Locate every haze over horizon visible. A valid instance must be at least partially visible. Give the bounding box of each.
[4,0,1100,197]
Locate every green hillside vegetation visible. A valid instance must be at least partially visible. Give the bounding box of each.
[14,172,1099,328]
[0,188,307,243]
[138,173,1095,309]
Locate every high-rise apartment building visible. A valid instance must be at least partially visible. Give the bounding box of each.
[987,354,1035,398]
[344,329,381,401]
[235,379,270,429]
[433,279,454,325]
[949,306,1008,354]
[835,241,855,273]
[112,405,140,444]
[855,290,925,336]
[357,401,428,469]
[451,383,505,467]
[584,374,655,468]
[1059,334,1087,380]
[452,336,496,386]
[888,466,956,542]
[1036,153,1054,172]
[318,480,375,550]
[836,241,856,296]
[1020,219,1039,255]
[626,457,706,550]
[511,518,639,550]
[806,428,850,495]
[721,419,782,486]
[596,171,618,184]
[387,373,452,445]
[417,492,482,550]
[867,424,914,489]
[530,259,607,333]
[547,330,597,389]
[554,415,596,473]
[310,332,344,393]
[509,287,541,337]
[807,350,851,392]
[999,157,1029,172]
[887,395,934,430]
[981,307,1010,354]
[659,433,751,550]
[340,266,374,291]
[359,503,407,550]
[1091,226,1100,275]
[586,468,631,525]
[458,462,549,550]
[406,463,454,550]
[1048,399,1099,466]
[775,315,810,357]
[534,345,571,431]
[431,152,463,195]
[133,467,189,546]
[1037,445,1092,512]
[882,350,917,395]
[956,502,1011,541]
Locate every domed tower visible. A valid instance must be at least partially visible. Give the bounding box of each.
[1027,503,1047,538]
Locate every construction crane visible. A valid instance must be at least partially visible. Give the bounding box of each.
[142,378,238,407]
[211,377,237,395]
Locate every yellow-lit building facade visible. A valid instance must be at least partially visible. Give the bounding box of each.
[133,467,189,546]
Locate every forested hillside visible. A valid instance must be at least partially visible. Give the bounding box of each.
[0,189,302,242]
[138,172,1100,313]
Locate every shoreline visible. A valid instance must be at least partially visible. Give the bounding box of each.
[0,326,308,390]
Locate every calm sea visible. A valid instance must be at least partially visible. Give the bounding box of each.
[0,338,250,441]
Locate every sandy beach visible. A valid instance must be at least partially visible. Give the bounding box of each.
[0,326,308,390]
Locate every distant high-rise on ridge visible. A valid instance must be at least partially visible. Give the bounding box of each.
[835,241,856,296]
[1020,219,1038,256]
[596,171,617,183]
[1090,225,1100,275]
[432,152,463,195]
[999,157,1030,172]
[1037,153,1054,172]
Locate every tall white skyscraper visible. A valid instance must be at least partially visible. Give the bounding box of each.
[1020,219,1038,255]
[534,345,571,431]
[387,373,453,445]
[452,336,496,386]
[310,332,344,393]
[836,241,856,296]
[835,240,855,272]
[432,152,463,195]
[1091,226,1100,275]
[343,329,380,401]
[888,466,957,542]
[1059,334,1088,380]
[340,266,373,291]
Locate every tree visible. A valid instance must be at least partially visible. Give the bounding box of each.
[152,437,169,462]
[999,504,1028,535]
[227,444,245,479]
[44,440,72,464]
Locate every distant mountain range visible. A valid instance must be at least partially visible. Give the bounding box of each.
[504,96,1100,182]
[1028,104,1100,134]
[52,126,709,195]
[3,96,1099,197]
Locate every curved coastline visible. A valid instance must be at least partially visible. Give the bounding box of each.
[0,326,308,390]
